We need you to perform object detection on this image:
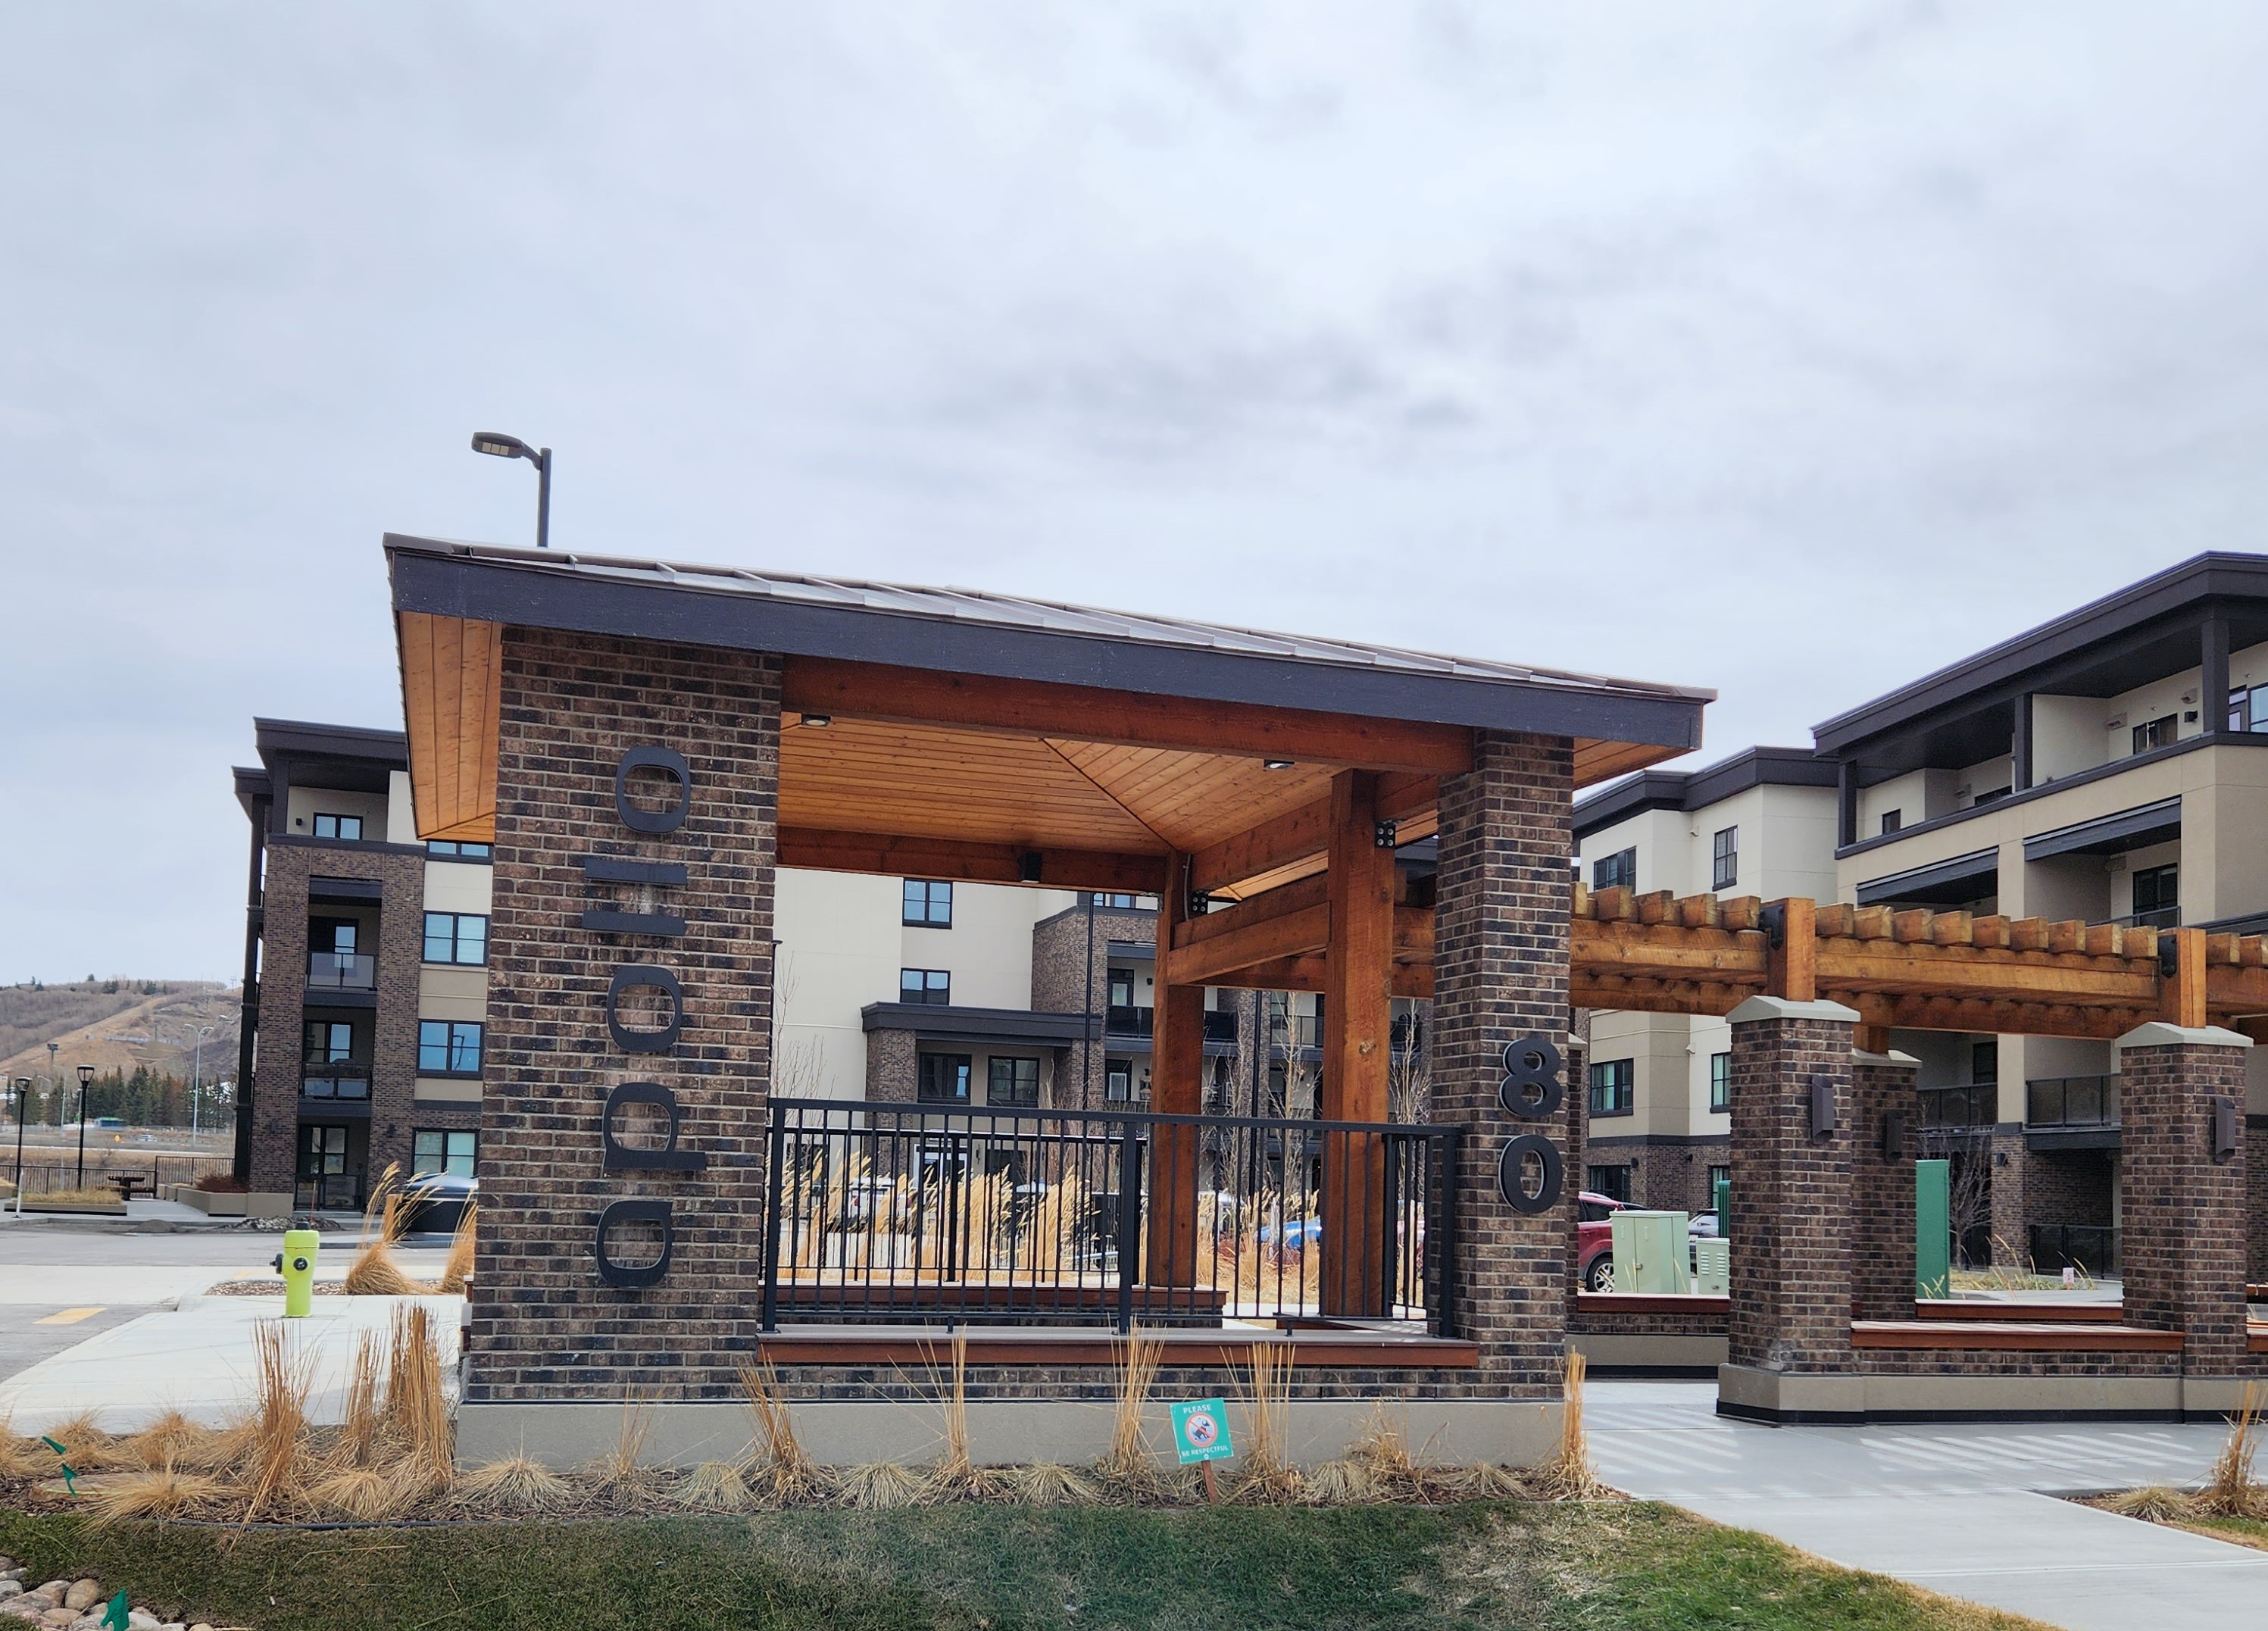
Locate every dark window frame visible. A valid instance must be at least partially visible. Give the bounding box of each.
[2133,714,2178,755]
[2132,861,2179,916]
[417,1019,484,1077]
[1711,826,1738,891]
[1592,847,1637,892]
[412,1128,477,1178]
[426,840,494,861]
[902,880,954,928]
[1708,1051,1731,1112]
[987,1056,1040,1107]
[918,1052,972,1105]
[1588,1058,1635,1117]
[422,911,489,966]
[301,1020,356,1067]
[311,812,364,841]
[1880,808,1902,835]
[1585,1164,1632,1203]
[899,967,951,1005]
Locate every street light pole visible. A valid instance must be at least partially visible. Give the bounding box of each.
[470,432,553,548]
[11,1078,27,1200]
[74,1064,94,1189]
[190,1024,214,1138]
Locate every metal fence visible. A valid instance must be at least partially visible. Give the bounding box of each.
[760,1097,1459,1335]
[2029,1223,2120,1276]
[2026,1074,2120,1129]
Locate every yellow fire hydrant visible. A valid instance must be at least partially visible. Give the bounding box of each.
[271,1228,319,1318]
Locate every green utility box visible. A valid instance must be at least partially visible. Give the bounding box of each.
[1712,1174,1731,1230]
[1692,1236,1730,1296]
[1915,1158,1951,1300]
[1609,1209,1691,1295]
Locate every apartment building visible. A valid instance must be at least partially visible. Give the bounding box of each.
[1572,748,1840,1221]
[1817,552,2268,1270]
[231,719,1360,1207]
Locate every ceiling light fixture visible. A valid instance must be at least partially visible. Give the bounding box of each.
[1263,759,1294,770]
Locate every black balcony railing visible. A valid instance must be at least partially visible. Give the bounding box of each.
[760,1097,1460,1335]
[1203,1011,1239,1044]
[306,951,376,991]
[300,1065,371,1101]
[1270,1014,1324,1051]
[2114,907,2179,930]
[2029,1223,2120,1276]
[2026,1074,2120,1130]
[296,1172,364,1211]
[1104,1004,1152,1038]
[1919,1084,1996,1129]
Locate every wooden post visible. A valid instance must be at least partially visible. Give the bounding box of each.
[1147,852,1205,1295]
[2163,927,2207,1029]
[1321,770,1395,1316]
[1765,896,1817,1003]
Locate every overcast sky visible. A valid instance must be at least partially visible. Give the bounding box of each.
[5,5,2268,982]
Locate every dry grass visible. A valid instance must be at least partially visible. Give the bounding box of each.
[1536,1348,1610,1500]
[244,1320,316,1517]
[436,1201,478,1295]
[119,1409,220,1471]
[2103,1485,2201,1522]
[0,1411,48,1479]
[308,1463,424,1522]
[738,1359,833,1507]
[676,1459,753,1512]
[1429,1461,1526,1499]
[382,1304,454,1489]
[450,1453,572,1514]
[1004,1462,1100,1506]
[1346,1406,1428,1501]
[45,1409,130,1470]
[1095,1326,1164,1495]
[84,1461,224,1526]
[2201,1383,2266,1518]
[20,1185,127,1207]
[918,1332,995,1501]
[333,1329,386,1468]
[1228,1339,1301,1504]
[838,1460,927,1509]
[1302,1458,1386,1504]
[578,1394,659,1499]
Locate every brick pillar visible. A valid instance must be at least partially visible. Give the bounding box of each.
[1432,731,1574,1399]
[1849,1049,1920,1320]
[2118,1024,2253,1405]
[1562,1036,1588,1325]
[1988,1130,2027,1269]
[2248,1115,2268,1287]
[471,628,781,1403]
[1721,996,1861,1423]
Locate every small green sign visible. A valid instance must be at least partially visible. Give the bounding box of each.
[1170,1398,1233,1464]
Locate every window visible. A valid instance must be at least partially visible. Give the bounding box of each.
[422,912,489,965]
[1711,827,1738,891]
[2133,713,2178,755]
[311,813,364,841]
[900,968,951,1005]
[902,880,953,927]
[1970,1039,1998,1085]
[1091,892,1139,908]
[313,918,358,955]
[1592,847,1637,892]
[918,1053,971,1105]
[298,1125,348,1179]
[426,840,492,860]
[1107,969,1136,1008]
[301,1021,355,1065]
[1708,1051,1731,1112]
[2131,862,2179,927]
[1971,786,2010,805]
[1105,1058,1136,1101]
[417,1020,483,1075]
[2230,686,2268,734]
[413,1129,477,1178]
[1880,809,1903,835]
[1585,1164,1632,1204]
[1707,1164,1731,1202]
[1588,1058,1634,1117]
[988,1057,1040,1107]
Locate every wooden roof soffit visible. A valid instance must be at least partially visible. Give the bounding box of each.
[397,611,501,842]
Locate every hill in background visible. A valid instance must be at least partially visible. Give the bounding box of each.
[0,980,240,1087]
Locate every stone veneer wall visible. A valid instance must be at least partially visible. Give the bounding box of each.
[248,836,427,1198]
[1431,730,1575,1398]
[863,1027,917,1103]
[470,628,781,1401]
[2251,1118,2268,1283]
[1029,902,1157,1111]
[1725,1005,1854,1374]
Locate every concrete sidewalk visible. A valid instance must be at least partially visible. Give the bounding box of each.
[1589,1379,2268,1631]
[0,1294,464,1434]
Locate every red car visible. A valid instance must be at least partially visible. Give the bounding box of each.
[1577,1191,1626,1292]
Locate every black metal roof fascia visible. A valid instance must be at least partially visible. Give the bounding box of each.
[2020,798,2182,863]
[858,1003,1092,1045]
[233,766,272,823]
[253,717,409,766]
[1854,846,2000,907]
[387,541,1709,750]
[1573,746,1836,841]
[1813,553,2268,755]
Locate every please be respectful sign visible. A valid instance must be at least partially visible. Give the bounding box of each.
[1170,1398,1233,1465]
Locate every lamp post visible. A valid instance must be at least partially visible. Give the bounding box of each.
[11,1077,27,1198]
[470,431,551,548]
[74,1064,94,1189]
[45,1043,58,1122]
[189,1024,215,1138]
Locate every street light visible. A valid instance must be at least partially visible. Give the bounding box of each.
[11,1077,28,1200]
[470,431,552,548]
[74,1064,94,1189]
[190,1023,215,1139]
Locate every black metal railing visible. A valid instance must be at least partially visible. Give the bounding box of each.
[2029,1223,2120,1276]
[759,1098,1459,1335]
[306,951,376,991]
[1105,1004,1152,1038]
[295,1173,364,1211]
[1203,1011,1239,1044]
[1919,1084,1997,1129]
[299,1065,371,1101]
[2113,907,2179,930]
[2026,1074,2120,1129]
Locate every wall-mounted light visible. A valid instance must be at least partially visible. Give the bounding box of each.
[800,714,832,728]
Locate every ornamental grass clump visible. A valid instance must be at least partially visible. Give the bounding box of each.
[342,1164,421,1296]
[737,1359,832,1507]
[2103,1484,2200,1522]
[1005,1462,1100,1506]
[2201,1383,2266,1518]
[1095,1326,1167,1500]
[0,1411,46,1479]
[120,1409,223,1473]
[1535,1348,1610,1501]
[437,1201,478,1295]
[45,1409,129,1470]
[579,1394,660,1504]
[451,1452,572,1515]
[1347,1405,1426,1501]
[1227,1340,1301,1505]
[86,1460,224,1526]
[838,1460,926,1509]
[920,1332,1005,1501]
[244,1320,317,1517]
[675,1459,753,1512]
[381,1304,454,1492]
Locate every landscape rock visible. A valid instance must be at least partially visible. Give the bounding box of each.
[0,1585,20,1601]
[61,1586,98,1614]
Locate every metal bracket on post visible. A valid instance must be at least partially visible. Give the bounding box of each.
[1808,1073,1838,1138]
[1760,901,1787,948]
[2210,1095,2238,1162]
[1373,820,1398,849]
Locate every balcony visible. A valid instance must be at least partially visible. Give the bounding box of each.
[1271,1014,1324,1051]
[1204,1011,1239,1044]
[2027,1073,2120,1130]
[1917,1084,1995,1130]
[300,1063,371,1101]
[306,951,376,992]
[1104,1003,1152,1039]
[2113,907,2179,930]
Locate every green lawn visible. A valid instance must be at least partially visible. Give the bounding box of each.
[2176,1511,2268,1551]
[0,1503,2046,1631]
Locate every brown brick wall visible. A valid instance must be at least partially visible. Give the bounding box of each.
[248,836,427,1199]
[1584,1139,1730,1214]
[2248,1118,2268,1284]
[2024,1148,2116,1227]
[2120,1034,2250,1375]
[864,1028,916,1103]
[1432,730,1575,1398]
[1029,903,1156,1111]
[1850,1054,1920,1321]
[470,628,781,1401]
[1726,1008,1854,1373]
[1988,1131,2026,1267]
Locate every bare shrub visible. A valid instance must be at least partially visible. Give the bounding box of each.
[86,1461,223,1526]
[437,1201,478,1295]
[739,1359,831,1507]
[451,1453,571,1514]
[1228,1340,1301,1504]
[2201,1383,2266,1518]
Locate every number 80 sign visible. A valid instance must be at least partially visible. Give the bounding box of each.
[1495,1034,1565,1214]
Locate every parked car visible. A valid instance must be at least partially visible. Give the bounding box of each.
[398,1170,476,1234]
[1576,1192,1626,1292]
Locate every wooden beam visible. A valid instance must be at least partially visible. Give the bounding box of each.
[776,828,1164,893]
[1766,897,1817,1002]
[1572,918,1770,979]
[1164,904,1331,986]
[1189,773,1436,895]
[1175,873,1329,951]
[782,657,1475,776]
[1209,955,1433,999]
[1322,771,1394,1319]
[2165,926,2208,1028]
[1148,853,1204,1291]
